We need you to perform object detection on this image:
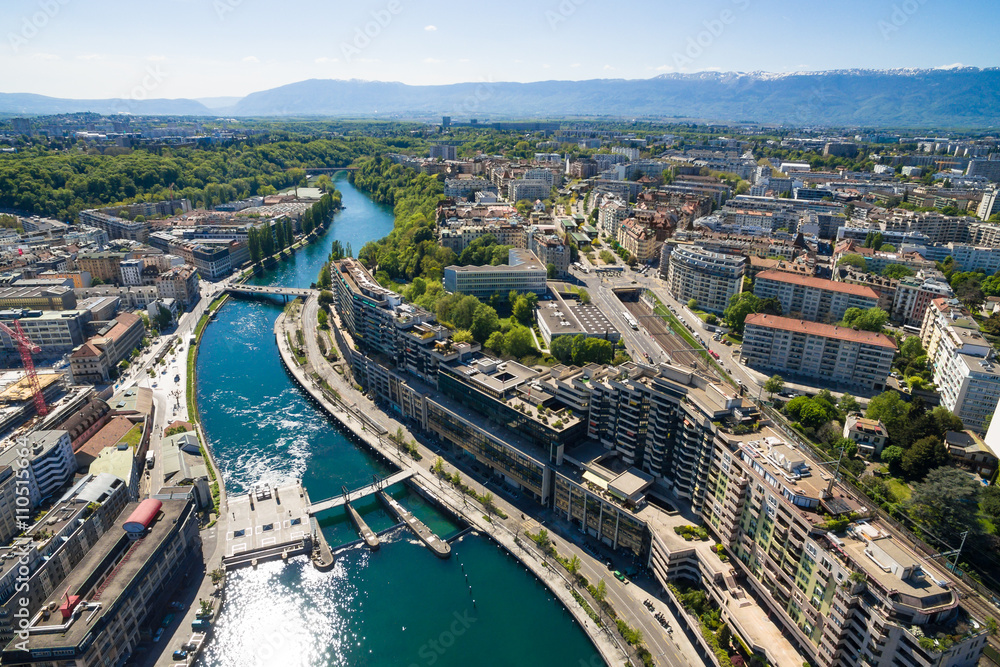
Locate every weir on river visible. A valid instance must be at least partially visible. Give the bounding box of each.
[195,173,603,667]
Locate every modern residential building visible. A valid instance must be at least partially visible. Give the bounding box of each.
[0,430,76,503]
[118,259,143,287]
[443,249,547,299]
[754,271,879,323]
[77,210,149,242]
[444,178,496,200]
[699,429,988,667]
[665,245,746,314]
[508,179,551,203]
[0,498,200,666]
[742,313,896,390]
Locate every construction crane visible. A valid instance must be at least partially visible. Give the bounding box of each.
[0,320,48,416]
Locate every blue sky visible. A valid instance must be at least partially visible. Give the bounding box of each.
[2,0,997,99]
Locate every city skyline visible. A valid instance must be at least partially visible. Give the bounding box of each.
[1,0,998,100]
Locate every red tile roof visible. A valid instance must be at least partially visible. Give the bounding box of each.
[756,270,879,299]
[74,416,136,457]
[744,313,898,349]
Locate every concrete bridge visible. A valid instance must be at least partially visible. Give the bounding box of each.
[225,285,316,301]
[290,167,359,174]
[306,469,414,515]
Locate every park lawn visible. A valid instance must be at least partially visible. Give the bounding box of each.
[886,478,911,503]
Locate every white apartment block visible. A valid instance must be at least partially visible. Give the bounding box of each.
[742,314,896,390]
[118,258,143,286]
[508,179,551,203]
[443,249,547,299]
[665,245,746,313]
[753,271,880,323]
[921,298,999,431]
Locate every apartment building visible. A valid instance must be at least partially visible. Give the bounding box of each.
[665,245,746,314]
[444,178,496,200]
[76,252,128,284]
[891,274,954,327]
[69,312,144,384]
[527,232,570,276]
[0,430,75,504]
[742,314,896,390]
[443,249,547,299]
[617,219,659,263]
[508,179,551,203]
[77,210,149,243]
[1,498,200,666]
[154,265,199,307]
[0,474,128,646]
[920,299,1000,430]
[698,430,988,667]
[754,271,879,323]
[331,257,435,362]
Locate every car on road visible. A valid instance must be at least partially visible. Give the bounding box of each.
[172,650,188,660]
[153,628,164,642]
[161,614,175,628]
[613,570,628,584]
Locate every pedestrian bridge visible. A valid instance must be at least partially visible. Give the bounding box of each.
[226,285,316,300]
[306,469,414,515]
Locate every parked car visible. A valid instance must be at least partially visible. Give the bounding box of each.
[172,650,188,660]
[153,628,163,643]
[192,619,211,632]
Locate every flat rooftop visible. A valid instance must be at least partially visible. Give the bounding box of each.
[21,499,189,650]
[226,482,311,560]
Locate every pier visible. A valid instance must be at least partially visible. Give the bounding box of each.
[377,491,451,559]
[345,502,380,550]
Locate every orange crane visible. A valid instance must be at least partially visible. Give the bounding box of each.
[0,320,47,416]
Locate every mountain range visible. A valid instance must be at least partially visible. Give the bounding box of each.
[2,68,998,128]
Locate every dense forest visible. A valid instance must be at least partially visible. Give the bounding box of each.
[0,138,377,221]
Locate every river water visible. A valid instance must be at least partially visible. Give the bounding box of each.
[195,174,602,667]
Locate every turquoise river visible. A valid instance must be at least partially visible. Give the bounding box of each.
[195,174,603,667]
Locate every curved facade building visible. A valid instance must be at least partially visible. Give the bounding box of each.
[665,245,746,314]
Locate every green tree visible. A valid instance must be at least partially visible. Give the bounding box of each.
[901,436,950,480]
[908,467,982,544]
[687,298,698,310]
[763,375,784,399]
[981,486,1000,525]
[838,393,861,415]
[470,304,500,343]
[154,304,173,331]
[840,307,888,332]
[317,310,329,329]
[567,554,581,575]
[451,329,474,344]
[512,296,534,324]
[594,579,608,603]
[882,263,914,279]
[866,391,911,437]
[504,326,536,358]
[837,254,868,272]
[547,262,557,279]
[880,445,905,469]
